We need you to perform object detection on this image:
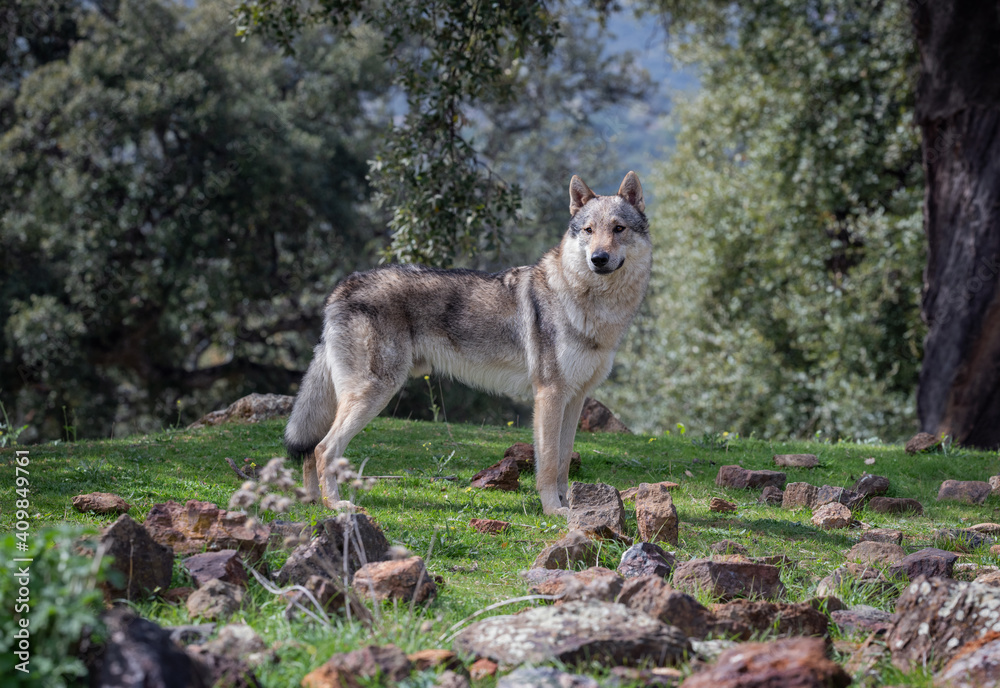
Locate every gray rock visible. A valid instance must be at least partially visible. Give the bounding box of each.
[182,550,247,588]
[672,558,785,601]
[815,485,862,510]
[934,528,997,552]
[186,579,244,621]
[497,667,599,688]
[617,542,675,579]
[568,482,627,540]
[98,608,211,688]
[938,480,993,505]
[888,547,958,581]
[990,475,1000,495]
[188,392,294,428]
[452,600,690,668]
[715,465,786,490]
[759,485,784,505]
[100,514,174,601]
[275,513,390,587]
[166,623,216,646]
[851,474,890,499]
[200,623,270,666]
[815,563,897,599]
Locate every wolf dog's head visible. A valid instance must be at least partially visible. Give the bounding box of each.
[566,171,650,276]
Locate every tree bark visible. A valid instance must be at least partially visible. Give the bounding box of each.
[911,1,1000,449]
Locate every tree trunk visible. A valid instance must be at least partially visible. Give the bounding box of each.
[910,1,1000,448]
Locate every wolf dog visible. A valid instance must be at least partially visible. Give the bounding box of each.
[285,171,652,515]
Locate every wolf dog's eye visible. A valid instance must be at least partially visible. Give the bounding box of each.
[584,227,593,234]
[614,225,626,233]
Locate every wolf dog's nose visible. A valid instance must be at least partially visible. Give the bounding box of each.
[591,251,610,268]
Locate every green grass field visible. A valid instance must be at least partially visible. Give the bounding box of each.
[2,417,999,686]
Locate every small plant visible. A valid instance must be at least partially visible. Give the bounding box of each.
[0,399,29,448]
[691,431,738,451]
[61,405,77,443]
[423,375,441,422]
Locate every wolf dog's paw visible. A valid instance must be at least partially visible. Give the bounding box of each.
[543,505,570,518]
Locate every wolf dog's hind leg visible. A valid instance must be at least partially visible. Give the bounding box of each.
[302,452,321,503]
[556,393,588,507]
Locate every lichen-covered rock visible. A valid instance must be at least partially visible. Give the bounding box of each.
[635,482,679,545]
[934,632,1000,688]
[98,608,213,687]
[672,558,785,601]
[616,575,715,640]
[275,514,390,587]
[678,637,851,688]
[497,667,598,688]
[831,606,894,636]
[186,579,244,621]
[567,482,627,541]
[938,480,993,505]
[452,601,690,668]
[815,563,897,599]
[715,465,786,490]
[990,475,1000,495]
[531,530,601,570]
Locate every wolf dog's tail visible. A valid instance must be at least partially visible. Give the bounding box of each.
[284,342,338,460]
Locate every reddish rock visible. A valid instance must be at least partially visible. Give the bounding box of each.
[550,567,624,604]
[532,530,601,570]
[759,486,784,505]
[503,443,580,475]
[617,542,675,579]
[715,465,786,490]
[470,457,519,491]
[860,528,903,545]
[144,499,270,563]
[621,481,679,502]
[811,502,852,530]
[578,398,631,433]
[469,658,498,680]
[851,474,890,499]
[867,496,924,515]
[672,558,785,601]
[709,497,738,513]
[905,432,941,454]
[469,518,510,535]
[406,649,462,673]
[846,541,905,566]
[568,482,628,541]
[937,479,993,505]
[678,637,851,688]
[709,540,749,556]
[935,632,1000,688]
[353,557,437,604]
[782,482,818,509]
[100,514,174,601]
[887,547,958,581]
[72,491,131,516]
[619,576,715,640]
[975,569,1000,586]
[635,482,679,545]
[302,644,412,688]
[815,485,862,509]
[528,566,618,597]
[183,550,248,588]
[188,392,294,429]
[711,600,829,640]
[774,454,818,468]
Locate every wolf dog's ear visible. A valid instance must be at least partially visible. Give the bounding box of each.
[569,175,597,216]
[617,171,645,213]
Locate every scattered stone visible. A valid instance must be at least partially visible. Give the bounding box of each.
[935,632,1000,688]
[808,595,846,613]
[758,486,784,505]
[678,637,851,688]
[815,563,897,599]
[990,475,1000,495]
[301,644,412,688]
[578,397,631,433]
[618,542,675,579]
[934,528,997,552]
[268,520,311,551]
[887,547,958,581]
[846,541,906,566]
[888,576,1000,670]
[275,514,391,587]
[815,485,862,510]
[407,649,463,673]
[976,570,1000,586]
[905,432,941,454]
[672,558,785,601]
[532,530,601,570]
[200,623,271,667]
[752,554,794,569]
[568,482,628,540]
[969,522,1000,535]
[617,576,715,640]
[710,600,829,640]
[715,465,786,490]
[72,491,131,516]
[469,658,498,681]
[782,482,818,509]
[144,499,270,563]
[938,480,993,505]
[188,392,294,429]
[186,579,244,621]
[353,556,436,604]
[620,481,679,502]
[867,496,924,515]
[831,605,894,636]
[100,514,174,601]
[529,566,622,602]
[183,550,248,588]
[521,567,574,589]
[860,528,903,546]
[283,574,371,624]
[469,518,511,535]
[635,482,679,545]
[98,608,214,687]
[452,600,690,668]
[811,502,852,529]
[503,443,581,475]
[498,667,599,688]
[709,497,738,513]
[470,457,519,491]
[774,454,818,468]
[608,666,683,686]
[851,474,890,499]
[709,540,748,556]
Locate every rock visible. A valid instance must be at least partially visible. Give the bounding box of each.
[188,392,294,429]
[166,623,216,645]
[935,632,1000,688]
[867,496,924,515]
[709,497,738,513]
[814,485,861,509]
[301,644,412,688]
[568,482,628,540]
[672,558,785,601]
[469,518,510,535]
[186,579,244,621]
[608,666,684,686]
[100,514,174,601]
[678,637,851,688]
[406,649,463,673]
[532,530,601,570]
[635,482,679,545]
[815,563,897,599]
[470,457,519,491]
[808,595,846,612]
[715,465,786,490]
[283,574,371,624]
[275,514,391,587]
[969,522,1000,535]
[888,576,1000,670]
[144,499,270,563]
[905,432,941,454]
[621,481,680,503]
[452,600,690,668]
[811,502,852,529]
[268,520,311,550]
[709,540,749,556]
[503,443,581,475]
[934,528,997,552]
[782,482,818,509]
[200,623,270,666]
[469,658,498,680]
[183,550,247,588]
[521,567,574,589]
[72,491,131,515]
[887,547,958,581]
[529,566,622,602]
[98,608,212,688]
[774,454,818,468]
[578,397,631,433]
[497,667,598,688]
[831,605,894,635]
[851,474,890,499]
[759,486,784,505]
[860,528,903,545]
[437,670,471,687]
[618,542,675,579]
[846,541,906,566]
[617,575,715,639]
[185,646,260,688]
[163,587,196,605]
[353,556,436,604]
[710,600,829,640]
[938,480,993,505]
[991,475,1000,495]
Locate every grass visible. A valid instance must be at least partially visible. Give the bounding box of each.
[2,417,999,686]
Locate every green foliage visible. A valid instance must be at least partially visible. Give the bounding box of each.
[0,526,108,687]
[611,0,925,441]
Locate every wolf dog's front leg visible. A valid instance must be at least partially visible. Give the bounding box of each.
[534,386,569,516]
[557,394,588,507]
